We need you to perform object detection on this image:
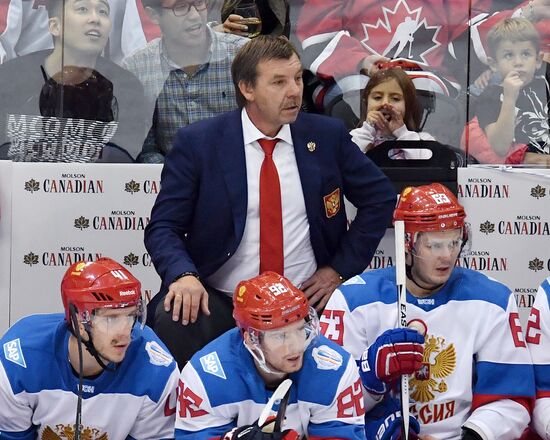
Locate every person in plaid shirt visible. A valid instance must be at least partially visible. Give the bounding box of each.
[122,0,247,163]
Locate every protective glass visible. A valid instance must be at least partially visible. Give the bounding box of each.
[411,226,471,258]
[250,306,320,352]
[84,299,146,333]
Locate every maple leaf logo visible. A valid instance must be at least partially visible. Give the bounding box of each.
[530,185,546,199]
[528,258,544,272]
[125,180,140,194]
[124,253,139,267]
[24,179,40,193]
[74,216,90,230]
[479,221,495,235]
[23,252,39,266]
[360,0,441,65]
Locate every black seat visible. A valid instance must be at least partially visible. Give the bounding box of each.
[365,140,476,197]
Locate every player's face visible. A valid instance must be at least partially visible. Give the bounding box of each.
[240,54,303,137]
[155,0,208,47]
[89,306,137,363]
[260,319,307,373]
[410,229,463,293]
[366,78,406,121]
[52,0,112,57]
[491,40,542,85]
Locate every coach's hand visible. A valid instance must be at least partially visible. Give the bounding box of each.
[360,328,424,395]
[165,276,210,325]
[301,266,342,312]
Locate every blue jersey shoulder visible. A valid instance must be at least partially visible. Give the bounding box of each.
[337,268,397,312]
[294,335,353,406]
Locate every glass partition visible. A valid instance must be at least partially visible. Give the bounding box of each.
[0,0,547,165]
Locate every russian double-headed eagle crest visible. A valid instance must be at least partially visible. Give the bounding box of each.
[42,425,108,440]
[410,334,456,403]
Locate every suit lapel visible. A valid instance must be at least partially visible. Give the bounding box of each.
[291,114,322,224]
[216,110,248,237]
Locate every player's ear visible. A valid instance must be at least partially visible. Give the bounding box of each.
[48,16,62,39]
[238,80,255,103]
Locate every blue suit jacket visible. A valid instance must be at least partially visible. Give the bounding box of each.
[144,110,395,295]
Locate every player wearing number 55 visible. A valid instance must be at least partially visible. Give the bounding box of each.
[319,183,535,440]
[0,258,179,440]
[175,272,366,439]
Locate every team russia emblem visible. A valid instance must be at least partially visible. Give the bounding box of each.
[323,188,341,218]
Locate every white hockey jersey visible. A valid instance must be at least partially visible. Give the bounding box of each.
[320,267,535,440]
[0,0,146,63]
[0,313,179,440]
[527,277,550,439]
[175,328,366,439]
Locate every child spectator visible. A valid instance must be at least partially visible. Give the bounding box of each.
[475,18,549,164]
[350,68,435,159]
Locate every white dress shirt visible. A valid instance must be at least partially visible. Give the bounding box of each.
[207,108,317,293]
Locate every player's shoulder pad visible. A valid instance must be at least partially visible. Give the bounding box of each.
[295,335,353,405]
[129,326,176,369]
[188,329,265,408]
[449,267,511,310]
[336,268,397,312]
[2,314,62,369]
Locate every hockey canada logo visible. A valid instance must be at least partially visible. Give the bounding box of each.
[41,424,108,439]
[360,0,441,65]
[410,334,456,403]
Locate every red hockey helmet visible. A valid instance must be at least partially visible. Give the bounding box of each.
[233,271,311,332]
[61,257,144,326]
[393,183,467,251]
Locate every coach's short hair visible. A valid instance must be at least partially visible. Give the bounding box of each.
[231,36,300,108]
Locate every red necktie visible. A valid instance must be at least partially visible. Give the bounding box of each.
[258,138,284,275]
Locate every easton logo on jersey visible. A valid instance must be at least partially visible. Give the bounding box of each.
[3,338,27,368]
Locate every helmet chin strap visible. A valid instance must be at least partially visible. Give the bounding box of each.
[81,328,116,373]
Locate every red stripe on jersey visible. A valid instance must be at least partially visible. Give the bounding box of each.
[472,393,534,414]
[536,390,550,398]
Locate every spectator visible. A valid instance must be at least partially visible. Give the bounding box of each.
[473,18,549,165]
[319,183,535,439]
[0,0,147,64]
[350,67,435,158]
[0,257,179,439]
[0,0,148,162]
[122,0,247,163]
[296,0,550,147]
[144,35,395,367]
[175,272,366,439]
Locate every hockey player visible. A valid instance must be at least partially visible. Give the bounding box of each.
[175,271,366,439]
[0,257,179,439]
[527,277,550,439]
[0,0,146,64]
[319,183,535,440]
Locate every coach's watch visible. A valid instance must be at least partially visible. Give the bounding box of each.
[172,271,200,284]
